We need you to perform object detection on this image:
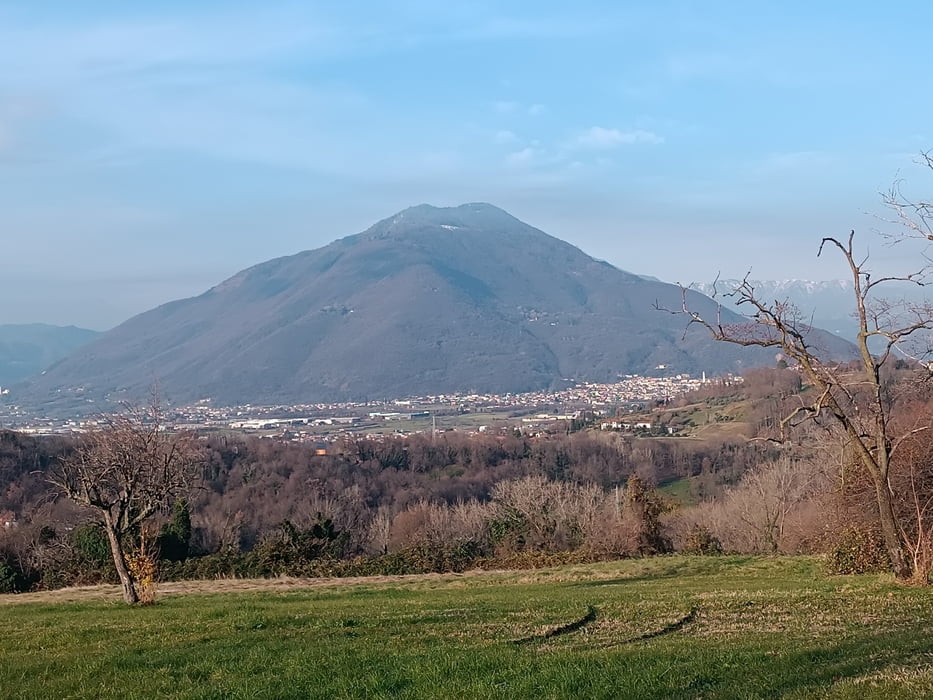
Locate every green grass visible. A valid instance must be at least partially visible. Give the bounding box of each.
[658,476,699,506]
[3,556,933,699]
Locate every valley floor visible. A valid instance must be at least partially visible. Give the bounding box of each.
[2,556,931,699]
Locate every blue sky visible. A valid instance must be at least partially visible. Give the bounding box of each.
[2,1,932,329]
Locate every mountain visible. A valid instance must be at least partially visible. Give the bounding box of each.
[0,324,101,387]
[691,279,931,342]
[17,204,855,409]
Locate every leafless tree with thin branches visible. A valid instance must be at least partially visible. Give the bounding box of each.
[881,151,933,245]
[660,159,933,580]
[48,401,203,603]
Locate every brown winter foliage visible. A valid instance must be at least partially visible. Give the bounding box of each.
[0,426,781,591]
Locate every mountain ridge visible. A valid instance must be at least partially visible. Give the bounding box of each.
[690,278,931,340]
[15,204,855,410]
[0,324,101,387]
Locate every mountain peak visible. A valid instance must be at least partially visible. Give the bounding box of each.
[360,202,529,241]
[214,203,550,296]
[403,202,512,217]
[17,206,856,409]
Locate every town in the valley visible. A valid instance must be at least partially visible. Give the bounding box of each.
[0,371,731,441]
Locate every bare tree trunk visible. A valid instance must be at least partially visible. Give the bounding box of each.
[874,478,912,580]
[103,513,139,605]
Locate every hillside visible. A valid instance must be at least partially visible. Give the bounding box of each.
[0,324,100,387]
[16,204,855,409]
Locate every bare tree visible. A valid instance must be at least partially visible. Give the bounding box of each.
[837,395,933,581]
[662,163,933,579]
[882,151,933,244]
[729,458,827,553]
[669,457,828,554]
[49,402,203,603]
[894,412,933,581]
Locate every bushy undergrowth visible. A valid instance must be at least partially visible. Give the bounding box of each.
[680,524,724,556]
[826,526,891,575]
[159,541,599,582]
[0,451,920,593]
[0,557,21,593]
[0,474,673,591]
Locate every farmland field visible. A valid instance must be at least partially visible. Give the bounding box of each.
[2,556,932,699]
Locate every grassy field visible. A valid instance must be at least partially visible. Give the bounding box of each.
[657,476,699,506]
[3,556,933,699]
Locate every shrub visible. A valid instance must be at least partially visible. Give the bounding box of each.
[622,475,672,556]
[157,499,192,561]
[126,535,159,605]
[160,549,257,581]
[72,523,112,568]
[681,524,723,555]
[251,517,352,576]
[0,558,19,593]
[826,527,890,575]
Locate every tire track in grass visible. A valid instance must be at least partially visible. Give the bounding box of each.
[511,605,597,645]
[613,606,699,646]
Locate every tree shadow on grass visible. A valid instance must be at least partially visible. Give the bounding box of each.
[647,624,933,699]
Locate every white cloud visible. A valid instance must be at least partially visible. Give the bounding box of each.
[494,129,519,145]
[574,126,664,149]
[528,103,545,116]
[505,147,536,166]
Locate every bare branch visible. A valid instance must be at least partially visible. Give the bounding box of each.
[47,399,204,603]
[666,218,933,579]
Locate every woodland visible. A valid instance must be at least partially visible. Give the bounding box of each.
[2,361,929,599]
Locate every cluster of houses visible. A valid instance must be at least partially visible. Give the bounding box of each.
[598,419,678,435]
[228,416,362,430]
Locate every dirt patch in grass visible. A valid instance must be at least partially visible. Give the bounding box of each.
[1,563,637,606]
[0,558,706,606]
[0,556,827,607]
[0,571,495,605]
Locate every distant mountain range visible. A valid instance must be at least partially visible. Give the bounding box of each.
[0,324,100,387]
[15,204,856,410]
[690,279,931,342]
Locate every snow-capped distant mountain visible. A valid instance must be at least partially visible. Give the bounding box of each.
[690,279,930,341]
